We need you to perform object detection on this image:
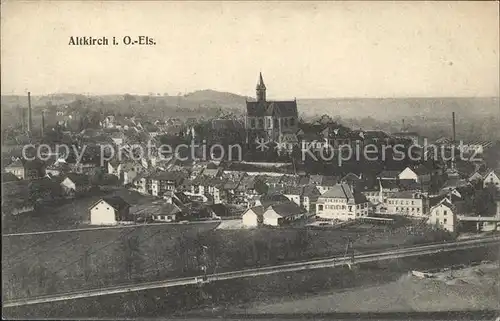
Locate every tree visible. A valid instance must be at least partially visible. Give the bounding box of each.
[472,186,497,216]
[254,177,269,195]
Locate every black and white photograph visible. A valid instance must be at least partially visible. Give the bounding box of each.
[1,1,499,319]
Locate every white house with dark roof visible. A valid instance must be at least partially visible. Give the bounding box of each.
[89,196,131,225]
[60,173,92,198]
[427,198,457,232]
[386,191,429,217]
[316,184,370,221]
[263,202,305,226]
[398,165,431,183]
[242,205,265,228]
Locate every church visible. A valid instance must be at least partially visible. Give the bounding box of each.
[245,73,299,149]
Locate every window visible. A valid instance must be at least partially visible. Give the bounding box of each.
[274,118,279,128]
[259,119,264,128]
[318,205,323,211]
[444,210,447,215]
[284,118,289,127]
[444,218,447,224]
[290,118,295,126]
[251,119,256,128]
[107,207,109,210]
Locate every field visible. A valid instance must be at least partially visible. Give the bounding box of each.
[2,214,453,302]
[2,222,219,300]
[2,188,157,234]
[4,246,498,319]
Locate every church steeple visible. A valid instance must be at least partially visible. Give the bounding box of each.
[256,72,266,102]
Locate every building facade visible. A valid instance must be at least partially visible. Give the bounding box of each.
[316,184,371,221]
[245,73,299,145]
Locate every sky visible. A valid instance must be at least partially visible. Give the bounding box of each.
[1,1,499,98]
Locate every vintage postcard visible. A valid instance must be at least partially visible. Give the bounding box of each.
[1,1,499,320]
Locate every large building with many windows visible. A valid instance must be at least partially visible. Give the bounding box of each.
[245,73,299,146]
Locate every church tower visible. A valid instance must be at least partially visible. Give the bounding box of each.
[256,72,266,102]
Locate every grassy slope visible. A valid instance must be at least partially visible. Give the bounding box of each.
[2,218,448,301]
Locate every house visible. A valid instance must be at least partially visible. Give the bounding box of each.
[398,165,431,184]
[392,131,423,146]
[242,205,265,227]
[340,173,361,186]
[281,184,321,214]
[110,132,125,146]
[201,167,224,178]
[427,198,457,232]
[257,193,290,208]
[150,171,188,197]
[108,160,122,176]
[483,169,500,190]
[4,159,45,180]
[163,190,192,208]
[263,202,305,226]
[205,203,233,219]
[386,191,429,217]
[377,170,400,181]
[60,173,92,197]
[309,175,338,194]
[468,170,486,183]
[89,196,131,225]
[121,162,143,185]
[283,186,302,207]
[301,185,321,214]
[152,203,182,222]
[316,184,371,221]
[458,141,493,155]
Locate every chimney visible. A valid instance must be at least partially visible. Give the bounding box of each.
[41,110,45,137]
[21,108,26,132]
[28,92,32,134]
[452,112,456,143]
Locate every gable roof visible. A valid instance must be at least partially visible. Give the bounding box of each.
[484,169,500,178]
[266,201,304,217]
[283,185,302,196]
[378,170,400,179]
[309,175,339,186]
[63,173,91,186]
[242,205,265,218]
[259,193,290,208]
[319,183,368,204]
[302,185,321,197]
[246,100,298,117]
[341,173,361,182]
[99,196,130,211]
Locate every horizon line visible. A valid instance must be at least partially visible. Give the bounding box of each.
[1,90,499,100]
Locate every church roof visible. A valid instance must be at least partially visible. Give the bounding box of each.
[246,100,298,117]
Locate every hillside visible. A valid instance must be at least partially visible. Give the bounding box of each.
[3,92,498,121]
[297,97,500,121]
